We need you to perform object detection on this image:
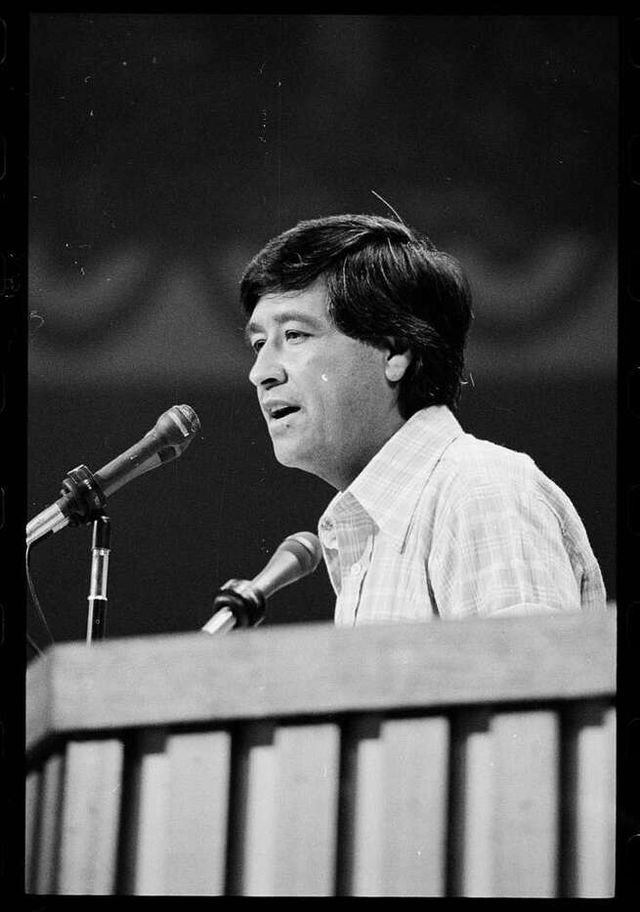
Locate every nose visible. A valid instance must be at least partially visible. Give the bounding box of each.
[248,342,287,388]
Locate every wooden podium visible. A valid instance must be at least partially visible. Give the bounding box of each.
[26,611,616,897]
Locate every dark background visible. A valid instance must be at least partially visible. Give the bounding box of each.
[26,14,618,650]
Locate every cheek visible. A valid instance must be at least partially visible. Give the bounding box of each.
[316,370,374,422]
[308,343,387,419]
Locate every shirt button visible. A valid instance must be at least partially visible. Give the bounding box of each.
[351,562,361,576]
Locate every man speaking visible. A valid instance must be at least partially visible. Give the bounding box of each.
[240,213,605,625]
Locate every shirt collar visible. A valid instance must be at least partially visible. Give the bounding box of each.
[321,405,463,550]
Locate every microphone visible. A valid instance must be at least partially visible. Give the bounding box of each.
[26,404,201,546]
[202,531,322,634]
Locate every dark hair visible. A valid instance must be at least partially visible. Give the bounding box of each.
[240,213,473,417]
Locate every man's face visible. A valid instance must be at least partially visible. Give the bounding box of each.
[246,280,406,489]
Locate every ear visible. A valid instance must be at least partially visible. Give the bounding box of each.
[384,339,412,383]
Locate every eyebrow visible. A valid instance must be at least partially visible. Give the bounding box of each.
[244,309,325,343]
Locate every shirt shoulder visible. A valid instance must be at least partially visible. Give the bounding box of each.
[419,433,605,616]
[420,431,593,555]
[429,432,540,505]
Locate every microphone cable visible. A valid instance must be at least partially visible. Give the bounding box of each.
[25,541,54,657]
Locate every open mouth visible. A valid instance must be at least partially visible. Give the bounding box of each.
[270,406,300,420]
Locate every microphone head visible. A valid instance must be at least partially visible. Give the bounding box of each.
[248,531,322,602]
[155,404,201,463]
[279,531,323,574]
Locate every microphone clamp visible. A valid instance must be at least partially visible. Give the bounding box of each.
[26,464,108,546]
[60,465,108,526]
[210,579,266,629]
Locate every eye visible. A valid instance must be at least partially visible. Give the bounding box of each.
[250,338,265,354]
[285,329,309,343]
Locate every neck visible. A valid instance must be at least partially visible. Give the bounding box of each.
[323,413,407,491]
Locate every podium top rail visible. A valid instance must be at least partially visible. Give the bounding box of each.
[26,610,616,755]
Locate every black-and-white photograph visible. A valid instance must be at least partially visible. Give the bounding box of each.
[20,13,625,899]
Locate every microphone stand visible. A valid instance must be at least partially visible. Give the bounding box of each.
[86,513,111,644]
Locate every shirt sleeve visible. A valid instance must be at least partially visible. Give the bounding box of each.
[427,479,585,619]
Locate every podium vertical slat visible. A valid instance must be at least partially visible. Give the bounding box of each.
[25,768,42,893]
[164,728,232,895]
[122,727,233,895]
[380,715,450,896]
[339,713,383,896]
[232,721,277,895]
[57,739,124,894]
[491,709,560,897]
[346,713,450,896]
[449,708,494,897]
[122,728,169,894]
[563,701,616,897]
[34,750,65,894]
[271,721,340,895]
[234,720,340,896]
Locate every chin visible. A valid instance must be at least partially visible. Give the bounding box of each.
[272,443,303,469]
[272,443,321,476]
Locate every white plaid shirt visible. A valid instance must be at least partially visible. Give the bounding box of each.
[318,406,606,626]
